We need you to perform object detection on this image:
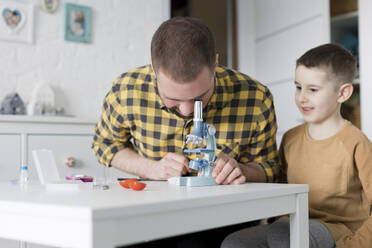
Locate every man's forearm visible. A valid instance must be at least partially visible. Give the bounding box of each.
[240,162,267,182]
[111,148,156,179]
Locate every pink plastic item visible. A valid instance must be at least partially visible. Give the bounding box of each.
[65,175,93,183]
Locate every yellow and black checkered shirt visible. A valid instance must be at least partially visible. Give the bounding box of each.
[92,65,279,182]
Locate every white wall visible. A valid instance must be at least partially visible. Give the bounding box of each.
[0,0,169,120]
[236,0,255,76]
[359,0,372,139]
[236,0,329,144]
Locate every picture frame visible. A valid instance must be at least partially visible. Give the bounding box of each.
[64,3,92,43]
[41,0,59,14]
[0,1,34,43]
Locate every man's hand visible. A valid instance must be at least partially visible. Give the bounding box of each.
[153,153,190,180]
[212,153,246,185]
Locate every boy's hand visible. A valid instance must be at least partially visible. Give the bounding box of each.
[153,153,190,180]
[212,153,246,185]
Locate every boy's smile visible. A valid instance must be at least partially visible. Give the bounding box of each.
[294,65,342,125]
[301,106,314,115]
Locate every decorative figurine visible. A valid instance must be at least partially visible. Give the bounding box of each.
[27,82,55,116]
[0,92,26,115]
[168,100,217,187]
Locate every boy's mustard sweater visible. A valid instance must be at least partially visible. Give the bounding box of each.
[280,121,372,247]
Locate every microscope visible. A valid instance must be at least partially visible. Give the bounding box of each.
[168,100,217,186]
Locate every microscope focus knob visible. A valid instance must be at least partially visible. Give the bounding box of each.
[208,125,216,136]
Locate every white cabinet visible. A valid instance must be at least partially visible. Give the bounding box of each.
[0,135,20,181]
[237,0,372,143]
[0,115,98,181]
[0,115,129,248]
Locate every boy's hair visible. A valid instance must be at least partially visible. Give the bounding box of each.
[296,43,357,86]
[151,17,216,83]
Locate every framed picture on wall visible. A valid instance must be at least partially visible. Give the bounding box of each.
[0,1,34,43]
[64,3,92,43]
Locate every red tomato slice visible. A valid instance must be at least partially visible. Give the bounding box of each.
[129,181,146,191]
[119,179,138,189]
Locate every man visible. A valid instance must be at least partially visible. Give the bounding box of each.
[93,17,279,185]
[92,17,279,247]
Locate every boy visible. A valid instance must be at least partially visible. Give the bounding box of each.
[221,43,372,248]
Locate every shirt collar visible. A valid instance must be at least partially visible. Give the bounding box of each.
[147,65,167,109]
[206,68,234,111]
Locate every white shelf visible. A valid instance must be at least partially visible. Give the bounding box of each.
[0,115,96,124]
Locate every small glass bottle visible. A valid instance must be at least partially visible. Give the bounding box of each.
[19,165,29,190]
[19,166,29,247]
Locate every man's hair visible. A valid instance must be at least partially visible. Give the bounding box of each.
[296,43,357,86]
[151,17,216,82]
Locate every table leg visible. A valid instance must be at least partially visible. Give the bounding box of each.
[290,192,309,248]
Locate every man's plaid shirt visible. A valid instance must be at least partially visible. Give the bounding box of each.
[92,65,280,182]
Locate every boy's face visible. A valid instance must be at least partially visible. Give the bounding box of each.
[294,65,341,124]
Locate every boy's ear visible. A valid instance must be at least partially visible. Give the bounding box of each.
[337,83,354,103]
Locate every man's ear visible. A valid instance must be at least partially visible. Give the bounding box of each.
[211,54,219,75]
[150,62,158,79]
[337,83,354,103]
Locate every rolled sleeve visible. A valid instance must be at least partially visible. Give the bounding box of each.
[248,91,279,183]
[92,82,132,167]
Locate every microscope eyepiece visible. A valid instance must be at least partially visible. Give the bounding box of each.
[194,100,203,122]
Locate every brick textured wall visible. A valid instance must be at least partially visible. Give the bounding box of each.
[0,0,168,120]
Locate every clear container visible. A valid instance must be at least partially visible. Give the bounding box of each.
[19,165,29,190]
[19,166,29,247]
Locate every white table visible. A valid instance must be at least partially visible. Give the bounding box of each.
[0,182,309,248]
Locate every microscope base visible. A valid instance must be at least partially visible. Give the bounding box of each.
[168,176,217,187]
